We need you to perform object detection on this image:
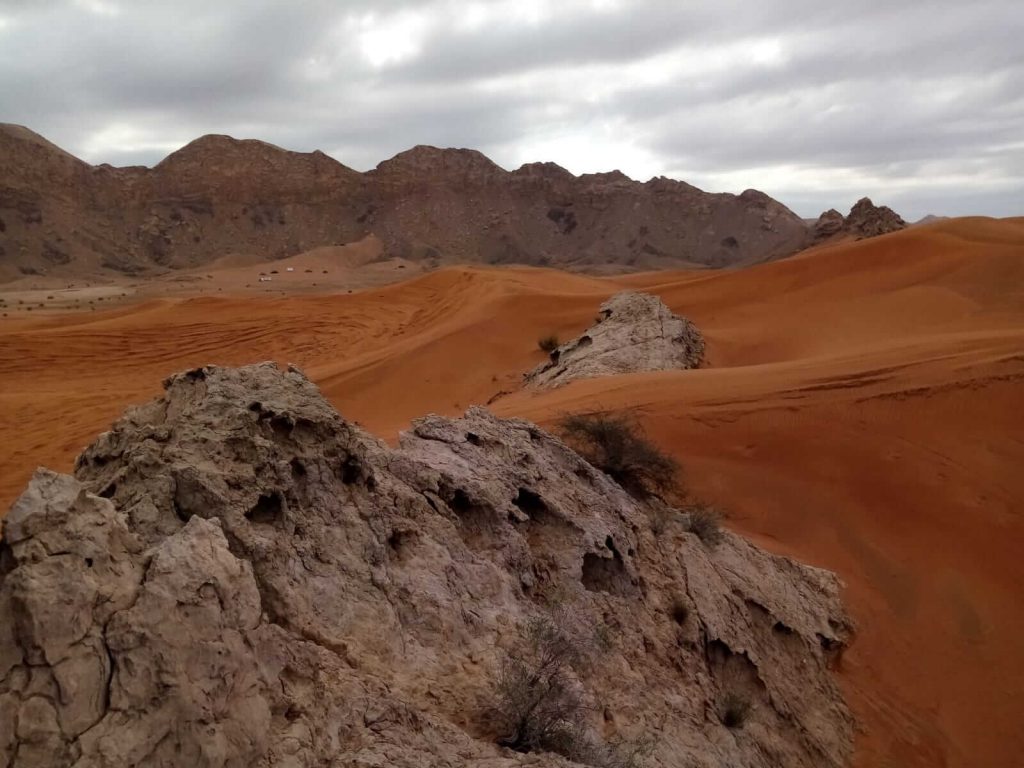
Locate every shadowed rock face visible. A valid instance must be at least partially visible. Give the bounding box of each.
[525,292,705,389]
[0,363,853,767]
[812,198,907,243]
[0,125,812,280]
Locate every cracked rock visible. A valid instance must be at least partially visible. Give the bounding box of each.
[1,362,852,767]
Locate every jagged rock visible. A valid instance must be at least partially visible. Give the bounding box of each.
[845,197,906,238]
[0,363,853,767]
[811,209,845,240]
[525,292,705,389]
[812,198,906,243]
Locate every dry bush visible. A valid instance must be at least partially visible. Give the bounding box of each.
[559,412,679,499]
[494,616,590,755]
[686,504,723,546]
[538,334,560,353]
[492,615,651,767]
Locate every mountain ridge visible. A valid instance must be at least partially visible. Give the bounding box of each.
[0,124,817,280]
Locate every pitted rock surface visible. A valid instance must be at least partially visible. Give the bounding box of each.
[525,292,705,389]
[1,363,853,767]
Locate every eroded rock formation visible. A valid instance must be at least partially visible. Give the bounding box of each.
[525,292,705,389]
[0,363,853,767]
[812,198,907,243]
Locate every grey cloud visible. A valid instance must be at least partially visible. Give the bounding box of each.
[0,0,1021,219]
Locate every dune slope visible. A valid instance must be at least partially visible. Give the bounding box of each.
[0,217,1022,767]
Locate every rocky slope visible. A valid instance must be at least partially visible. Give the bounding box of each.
[0,124,813,280]
[811,198,907,243]
[0,363,854,767]
[525,292,704,389]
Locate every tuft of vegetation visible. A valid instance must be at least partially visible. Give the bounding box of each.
[538,334,560,354]
[559,412,679,499]
[719,692,751,729]
[686,505,723,546]
[491,614,651,767]
[493,615,590,755]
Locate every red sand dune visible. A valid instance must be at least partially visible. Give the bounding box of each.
[1,217,1022,767]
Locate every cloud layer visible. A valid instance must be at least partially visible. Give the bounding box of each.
[1,0,1021,219]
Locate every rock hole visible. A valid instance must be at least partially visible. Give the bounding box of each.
[773,621,795,636]
[581,550,630,595]
[512,488,548,517]
[247,493,283,525]
[248,401,262,412]
[465,432,482,446]
[85,557,94,568]
[671,600,689,625]
[290,458,306,478]
[268,415,293,439]
[341,456,362,485]
[98,482,117,499]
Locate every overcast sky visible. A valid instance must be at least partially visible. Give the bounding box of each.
[1,0,1022,220]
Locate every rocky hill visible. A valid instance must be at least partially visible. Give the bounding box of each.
[0,363,854,767]
[0,124,815,280]
[811,198,907,244]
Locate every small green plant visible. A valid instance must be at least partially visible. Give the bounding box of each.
[559,412,679,499]
[719,692,751,729]
[538,334,560,353]
[686,504,723,546]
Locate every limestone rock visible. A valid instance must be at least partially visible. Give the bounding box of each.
[525,292,705,389]
[1,363,853,767]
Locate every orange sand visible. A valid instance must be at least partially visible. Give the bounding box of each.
[1,217,1022,767]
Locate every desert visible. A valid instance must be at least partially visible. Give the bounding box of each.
[2,1,1023,765]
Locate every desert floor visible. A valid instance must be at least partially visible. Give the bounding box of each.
[1,217,1022,768]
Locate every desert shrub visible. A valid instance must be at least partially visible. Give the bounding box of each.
[719,692,751,729]
[686,504,723,546]
[491,614,651,766]
[493,616,590,755]
[559,413,679,498]
[538,334,560,353]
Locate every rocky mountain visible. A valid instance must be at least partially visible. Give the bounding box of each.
[0,124,813,280]
[811,198,907,243]
[0,362,854,767]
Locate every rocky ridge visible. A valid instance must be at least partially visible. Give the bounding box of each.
[0,363,853,767]
[0,125,812,280]
[526,292,705,389]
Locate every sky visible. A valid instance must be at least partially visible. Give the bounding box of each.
[1,0,1022,220]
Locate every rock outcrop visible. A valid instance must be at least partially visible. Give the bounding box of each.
[525,292,705,389]
[812,198,907,243]
[0,363,853,767]
[0,125,812,280]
